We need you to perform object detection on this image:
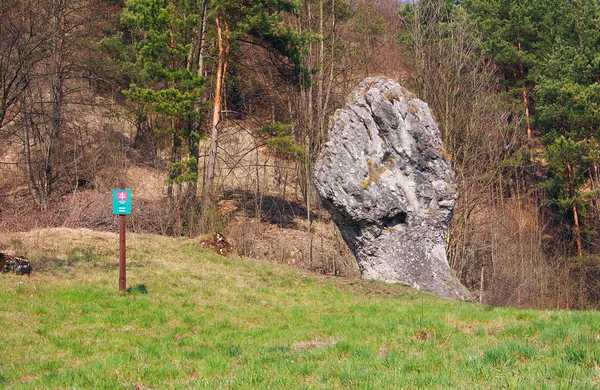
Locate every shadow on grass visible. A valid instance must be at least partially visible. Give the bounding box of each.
[127,284,148,294]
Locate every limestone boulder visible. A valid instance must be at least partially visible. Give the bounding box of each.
[313,78,470,300]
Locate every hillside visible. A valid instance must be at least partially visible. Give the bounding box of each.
[5,0,600,309]
[1,229,599,389]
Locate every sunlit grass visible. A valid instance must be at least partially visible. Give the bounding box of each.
[1,228,599,389]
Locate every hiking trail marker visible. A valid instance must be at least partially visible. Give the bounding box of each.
[113,189,132,215]
[113,189,132,292]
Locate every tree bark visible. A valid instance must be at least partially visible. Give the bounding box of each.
[517,41,532,148]
[567,161,583,257]
[41,0,66,211]
[188,0,209,201]
[23,120,41,207]
[197,0,209,78]
[317,0,324,147]
[573,202,583,257]
[202,13,230,223]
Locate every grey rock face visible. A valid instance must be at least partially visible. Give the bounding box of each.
[313,78,470,300]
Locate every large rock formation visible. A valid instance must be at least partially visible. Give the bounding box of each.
[313,78,470,300]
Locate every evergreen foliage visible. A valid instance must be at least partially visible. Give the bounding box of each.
[461,0,600,257]
[258,122,307,161]
[121,0,207,191]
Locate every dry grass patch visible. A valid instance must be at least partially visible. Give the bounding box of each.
[292,338,337,351]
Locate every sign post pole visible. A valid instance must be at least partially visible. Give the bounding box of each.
[119,214,126,292]
[113,189,132,292]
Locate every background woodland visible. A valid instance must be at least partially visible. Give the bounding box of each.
[1,0,600,309]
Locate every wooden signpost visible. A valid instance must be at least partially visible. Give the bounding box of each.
[112,189,132,292]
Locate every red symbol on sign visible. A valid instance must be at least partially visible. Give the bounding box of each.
[117,191,128,204]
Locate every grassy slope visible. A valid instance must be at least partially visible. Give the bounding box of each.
[0,229,599,389]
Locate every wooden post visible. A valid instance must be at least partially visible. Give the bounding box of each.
[479,266,484,304]
[517,288,521,308]
[119,214,126,292]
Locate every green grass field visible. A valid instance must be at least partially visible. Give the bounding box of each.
[1,228,599,389]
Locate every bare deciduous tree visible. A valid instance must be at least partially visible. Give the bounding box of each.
[400,0,543,300]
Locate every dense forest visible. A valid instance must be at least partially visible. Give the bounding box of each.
[1,0,600,309]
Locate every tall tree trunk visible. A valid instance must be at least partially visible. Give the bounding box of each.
[187,116,199,200]
[168,119,181,200]
[202,13,230,225]
[572,202,583,257]
[43,0,66,211]
[322,0,336,145]
[317,0,325,148]
[191,0,209,200]
[567,161,583,257]
[197,0,209,78]
[23,119,41,207]
[517,41,532,148]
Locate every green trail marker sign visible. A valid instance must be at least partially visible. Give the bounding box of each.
[112,189,132,215]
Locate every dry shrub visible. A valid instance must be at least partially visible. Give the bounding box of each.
[0,196,33,233]
[57,190,114,230]
[450,200,565,308]
[226,214,358,278]
[0,186,189,237]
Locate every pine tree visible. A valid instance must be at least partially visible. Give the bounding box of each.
[534,0,600,256]
[116,0,206,214]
